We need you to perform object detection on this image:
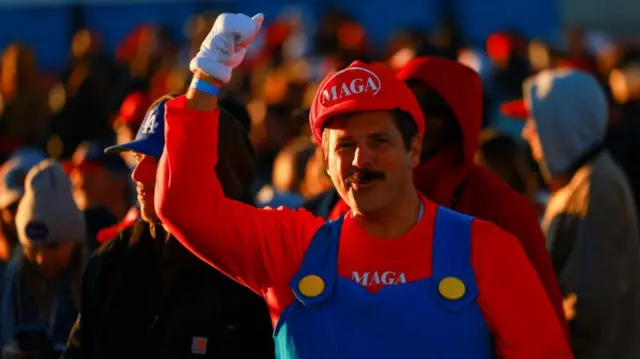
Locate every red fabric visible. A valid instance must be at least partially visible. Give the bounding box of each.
[309,61,424,144]
[155,96,571,357]
[500,99,529,120]
[394,56,570,337]
[115,25,155,63]
[328,199,349,221]
[486,33,513,62]
[96,207,140,244]
[115,91,151,128]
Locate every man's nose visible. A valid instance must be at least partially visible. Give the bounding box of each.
[131,160,151,183]
[352,146,374,169]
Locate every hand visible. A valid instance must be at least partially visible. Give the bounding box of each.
[563,293,577,321]
[190,13,264,83]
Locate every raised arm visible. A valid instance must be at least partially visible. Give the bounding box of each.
[155,13,324,293]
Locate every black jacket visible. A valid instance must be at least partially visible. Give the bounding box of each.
[63,220,275,359]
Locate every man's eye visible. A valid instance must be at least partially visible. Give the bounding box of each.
[336,142,356,150]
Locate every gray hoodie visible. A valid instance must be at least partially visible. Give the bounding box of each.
[527,69,640,359]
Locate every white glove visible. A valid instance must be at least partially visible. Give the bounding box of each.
[190,13,264,83]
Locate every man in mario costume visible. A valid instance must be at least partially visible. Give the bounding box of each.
[154,12,572,359]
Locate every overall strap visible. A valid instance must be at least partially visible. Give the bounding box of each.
[290,217,344,306]
[432,206,478,311]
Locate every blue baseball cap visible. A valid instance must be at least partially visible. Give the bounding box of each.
[105,94,176,158]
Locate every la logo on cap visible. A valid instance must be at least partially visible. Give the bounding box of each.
[318,67,382,107]
[141,107,159,135]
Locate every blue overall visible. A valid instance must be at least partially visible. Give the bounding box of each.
[273,207,496,359]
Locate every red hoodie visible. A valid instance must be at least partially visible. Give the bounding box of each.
[155,96,571,358]
[403,57,567,335]
[333,57,568,336]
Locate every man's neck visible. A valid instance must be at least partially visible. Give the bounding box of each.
[353,188,422,239]
[149,222,172,241]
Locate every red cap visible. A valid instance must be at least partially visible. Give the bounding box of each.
[499,99,529,120]
[309,61,424,144]
[116,91,151,129]
[486,33,512,62]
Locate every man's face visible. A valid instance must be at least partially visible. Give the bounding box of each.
[325,111,421,215]
[23,241,77,279]
[522,118,544,163]
[406,81,458,160]
[131,152,158,222]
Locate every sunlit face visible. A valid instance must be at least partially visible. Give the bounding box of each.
[23,241,77,279]
[521,118,544,163]
[130,152,158,223]
[324,111,421,215]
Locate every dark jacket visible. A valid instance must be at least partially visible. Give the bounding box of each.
[63,221,275,359]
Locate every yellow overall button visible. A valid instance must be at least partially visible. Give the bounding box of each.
[298,275,325,298]
[439,277,466,300]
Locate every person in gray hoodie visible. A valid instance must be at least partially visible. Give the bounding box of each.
[501,68,640,359]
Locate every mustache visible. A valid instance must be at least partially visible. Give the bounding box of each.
[345,169,386,185]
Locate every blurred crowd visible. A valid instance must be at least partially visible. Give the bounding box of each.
[0,5,639,359]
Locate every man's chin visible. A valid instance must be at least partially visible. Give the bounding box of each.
[347,193,384,216]
[139,205,159,224]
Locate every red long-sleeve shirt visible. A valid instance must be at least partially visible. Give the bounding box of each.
[155,96,572,359]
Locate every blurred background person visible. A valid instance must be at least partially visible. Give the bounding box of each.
[475,129,539,206]
[513,69,640,359]
[0,160,86,359]
[606,63,640,219]
[0,44,50,162]
[62,138,131,253]
[0,148,48,278]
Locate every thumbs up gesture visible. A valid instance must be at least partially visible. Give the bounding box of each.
[190,13,264,84]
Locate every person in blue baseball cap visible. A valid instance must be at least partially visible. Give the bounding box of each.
[63,93,275,359]
[103,94,177,223]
